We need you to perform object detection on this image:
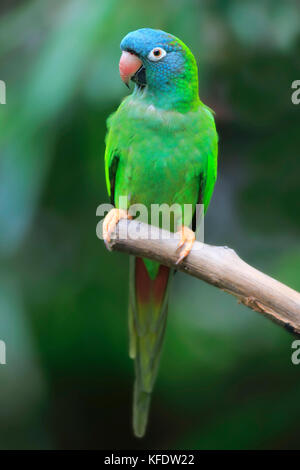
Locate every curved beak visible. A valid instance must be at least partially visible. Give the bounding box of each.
[119,51,142,87]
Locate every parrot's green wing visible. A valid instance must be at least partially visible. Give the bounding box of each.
[104,110,121,205]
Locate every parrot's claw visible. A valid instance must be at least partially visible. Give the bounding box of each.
[102,208,132,248]
[175,226,195,265]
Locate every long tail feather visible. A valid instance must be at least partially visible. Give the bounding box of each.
[129,256,172,437]
[133,382,151,438]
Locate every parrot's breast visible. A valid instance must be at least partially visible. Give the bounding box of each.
[107,93,217,229]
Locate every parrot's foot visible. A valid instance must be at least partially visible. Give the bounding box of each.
[175,226,195,265]
[103,208,132,248]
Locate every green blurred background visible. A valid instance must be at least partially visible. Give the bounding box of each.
[0,0,299,450]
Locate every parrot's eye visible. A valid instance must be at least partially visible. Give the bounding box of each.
[147,47,166,62]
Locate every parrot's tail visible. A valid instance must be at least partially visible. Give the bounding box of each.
[129,256,172,438]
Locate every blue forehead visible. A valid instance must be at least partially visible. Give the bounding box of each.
[120,28,182,56]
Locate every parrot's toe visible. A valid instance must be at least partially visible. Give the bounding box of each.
[175,226,195,265]
[102,208,132,247]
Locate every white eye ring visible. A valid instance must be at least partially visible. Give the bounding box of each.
[147,47,166,62]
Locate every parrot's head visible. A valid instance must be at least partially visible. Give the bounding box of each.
[119,28,199,109]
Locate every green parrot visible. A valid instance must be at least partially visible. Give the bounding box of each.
[103,28,218,437]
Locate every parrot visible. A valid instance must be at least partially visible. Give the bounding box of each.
[103,28,218,437]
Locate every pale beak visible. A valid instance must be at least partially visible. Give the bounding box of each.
[119,51,143,87]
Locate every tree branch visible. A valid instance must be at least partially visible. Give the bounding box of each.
[107,219,300,336]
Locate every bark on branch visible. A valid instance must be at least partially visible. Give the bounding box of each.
[106,219,300,335]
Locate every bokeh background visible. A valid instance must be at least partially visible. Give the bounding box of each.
[0,0,299,450]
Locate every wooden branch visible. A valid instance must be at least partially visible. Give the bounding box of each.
[107,219,300,335]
